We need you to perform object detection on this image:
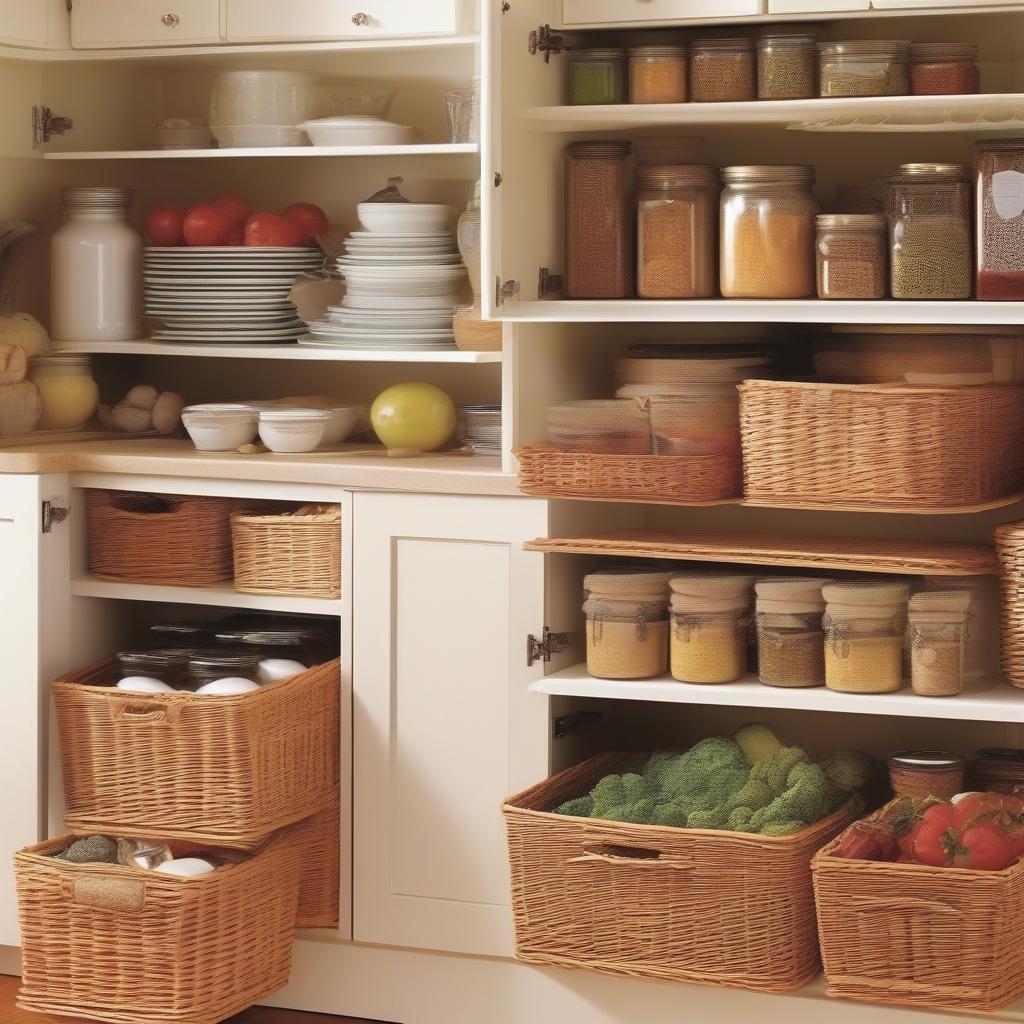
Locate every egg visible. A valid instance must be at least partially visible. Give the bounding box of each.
[154,857,215,878]
[117,676,174,693]
[194,677,260,696]
[257,658,307,683]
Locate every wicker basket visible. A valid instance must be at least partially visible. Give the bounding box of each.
[995,520,1024,688]
[739,380,1024,511]
[296,792,340,929]
[232,504,341,599]
[54,658,340,848]
[503,752,856,993]
[514,446,741,504]
[813,799,1024,1012]
[86,489,235,585]
[16,827,304,1024]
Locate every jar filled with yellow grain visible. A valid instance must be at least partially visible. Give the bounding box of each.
[629,45,689,104]
[754,578,830,688]
[822,581,910,694]
[909,590,971,697]
[669,574,754,684]
[720,165,818,298]
[690,37,755,103]
[584,571,672,680]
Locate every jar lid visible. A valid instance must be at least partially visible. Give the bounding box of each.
[670,574,755,598]
[629,45,688,58]
[117,649,188,667]
[909,590,972,612]
[896,162,968,180]
[819,40,910,57]
[722,164,814,185]
[755,577,832,601]
[888,750,966,772]
[816,213,887,230]
[637,164,720,190]
[29,355,92,370]
[671,593,749,614]
[568,47,627,61]
[61,186,134,211]
[822,581,911,604]
[910,42,978,63]
[215,628,318,646]
[585,570,673,596]
[189,652,261,669]
[566,141,631,159]
[758,33,817,48]
[692,36,754,51]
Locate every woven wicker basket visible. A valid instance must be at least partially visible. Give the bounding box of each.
[232,504,341,599]
[16,827,304,1024]
[514,446,741,504]
[995,520,1024,688]
[86,489,235,585]
[296,792,340,929]
[813,799,1024,1012]
[503,752,856,993]
[54,658,340,848]
[739,380,1024,510]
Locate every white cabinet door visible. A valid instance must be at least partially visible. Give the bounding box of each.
[0,1,50,46]
[561,0,762,26]
[70,0,222,48]
[352,493,550,957]
[873,0,1018,7]
[769,0,868,12]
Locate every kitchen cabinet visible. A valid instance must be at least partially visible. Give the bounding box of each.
[560,0,763,26]
[70,0,223,49]
[768,0,869,12]
[873,0,1021,7]
[0,1,52,48]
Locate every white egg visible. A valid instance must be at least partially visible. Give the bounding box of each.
[117,676,174,693]
[194,677,260,696]
[154,857,215,878]
[257,658,307,683]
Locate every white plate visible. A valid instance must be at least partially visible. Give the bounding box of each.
[153,327,309,341]
[146,299,297,309]
[145,277,306,288]
[343,294,456,310]
[151,309,303,321]
[146,288,293,299]
[145,246,321,256]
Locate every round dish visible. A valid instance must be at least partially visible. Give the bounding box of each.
[356,202,452,235]
[258,408,332,452]
[182,403,258,451]
[300,116,414,147]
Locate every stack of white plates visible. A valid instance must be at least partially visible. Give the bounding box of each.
[144,246,324,344]
[460,405,502,456]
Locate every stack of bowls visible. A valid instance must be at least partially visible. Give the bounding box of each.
[209,70,316,148]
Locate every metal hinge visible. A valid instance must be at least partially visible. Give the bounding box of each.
[553,710,602,739]
[493,171,503,187]
[501,1,510,12]
[527,626,571,667]
[538,267,562,299]
[528,24,564,62]
[33,106,74,147]
[66,0,72,10]
[495,276,520,307]
[41,500,69,534]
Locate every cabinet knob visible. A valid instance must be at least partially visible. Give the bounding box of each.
[351,12,370,26]
[161,13,181,27]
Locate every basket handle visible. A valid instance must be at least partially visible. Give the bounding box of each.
[107,694,183,726]
[61,876,146,913]
[853,896,961,917]
[567,843,694,871]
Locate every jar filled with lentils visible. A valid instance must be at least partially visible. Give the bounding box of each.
[720,164,818,299]
[757,33,817,100]
[637,164,720,299]
[910,42,979,95]
[889,162,972,300]
[569,48,628,105]
[819,40,910,97]
[564,141,633,299]
[755,578,830,688]
[629,45,689,104]
[976,138,1024,300]
[816,213,887,299]
[690,37,755,103]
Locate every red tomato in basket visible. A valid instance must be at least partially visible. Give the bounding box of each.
[948,822,1015,871]
[909,802,956,867]
[146,205,186,246]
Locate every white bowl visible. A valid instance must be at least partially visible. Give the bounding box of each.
[356,203,452,235]
[155,125,214,150]
[211,125,308,149]
[300,117,415,147]
[258,408,332,453]
[210,69,316,127]
[182,403,258,451]
[321,403,363,443]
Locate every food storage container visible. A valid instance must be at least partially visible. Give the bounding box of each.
[564,141,633,299]
[28,355,99,431]
[149,621,217,648]
[568,48,627,105]
[818,41,910,97]
[757,33,817,100]
[720,165,818,299]
[645,386,740,456]
[583,571,671,679]
[629,45,688,104]
[615,343,777,387]
[258,408,332,453]
[669,574,753,683]
[209,69,316,128]
[117,649,189,686]
[755,578,829,687]
[187,651,261,688]
[546,399,650,453]
[154,119,213,150]
[923,575,1000,681]
[815,214,887,300]
[690,38,755,102]
[977,139,1024,300]
[210,125,307,148]
[971,747,1024,792]
[314,81,396,119]
[182,403,259,451]
[908,590,971,697]
[887,750,966,799]
[298,116,414,146]
[910,42,979,95]
[444,78,480,143]
[214,627,329,668]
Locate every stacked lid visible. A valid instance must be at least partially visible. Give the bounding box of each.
[460,405,501,456]
[755,577,830,614]
[546,399,651,454]
[61,186,133,211]
[584,570,672,618]
[670,574,754,613]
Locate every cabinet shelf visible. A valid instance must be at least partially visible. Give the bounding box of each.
[43,143,480,161]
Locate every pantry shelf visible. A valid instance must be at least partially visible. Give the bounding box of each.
[43,143,480,161]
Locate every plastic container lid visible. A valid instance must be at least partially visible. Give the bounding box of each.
[566,141,631,159]
[722,164,815,185]
[896,162,969,180]
[755,577,832,602]
[670,574,755,598]
[637,164,720,191]
[585,570,673,598]
[888,750,966,772]
[816,214,887,231]
[822,581,911,605]
[908,590,972,612]
[820,40,911,57]
[630,45,689,58]
[568,47,628,61]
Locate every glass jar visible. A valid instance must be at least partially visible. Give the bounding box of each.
[117,649,189,686]
[564,141,633,299]
[454,180,501,351]
[636,164,719,298]
[977,138,1024,300]
[569,48,627,105]
[720,165,818,298]
[889,162,972,300]
[149,621,218,648]
[909,610,969,697]
[669,575,753,684]
[754,578,829,687]
[757,34,817,100]
[888,751,966,800]
[214,627,326,666]
[910,42,979,95]
[51,187,143,344]
[629,45,689,104]
[818,41,910,97]
[187,651,261,688]
[690,38,755,103]
[27,356,99,431]
[816,213,887,300]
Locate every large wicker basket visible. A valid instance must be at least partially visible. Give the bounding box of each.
[296,792,340,929]
[503,752,856,993]
[813,799,1024,1012]
[231,504,341,599]
[16,827,304,1024]
[739,380,1024,511]
[995,520,1024,688]
[54,658,340,848]
[86,489,235,585]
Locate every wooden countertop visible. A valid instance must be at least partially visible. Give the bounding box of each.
[0,437,521,496]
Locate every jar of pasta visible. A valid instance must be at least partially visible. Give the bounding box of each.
[754,578,829,687]
[690,38,755,103]
[669,575,753,684]
[720,165,818,299]
[584,571,672,680]
[569,48,627,105]
[757,33,816,100]
[908,590,971,697]
[629,45,688,104]
[818,41,910,97]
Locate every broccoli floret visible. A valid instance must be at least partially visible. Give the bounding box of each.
[760,820,804,837]
[818,749,875,790]
[652,800,689,828]
[722,777,774,815]
[652,736,750,816]
[749,745,810,795]
[733,723,784,765]
[749,760,846,834]
[728,806,755,831]
[554,796,594,817]
[591,772,660,823]
[687,806,730,830]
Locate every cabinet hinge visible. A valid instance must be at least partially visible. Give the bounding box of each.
[527,626,571,667]
[528,24,564,62]
[495,276,520,307]
[66,0,72,10]
[493,172,503,187]
[33,106,74,147]
[538,267,563,298]
[41,500,69,534]
[553,710,602,739]
[501,1,510,12]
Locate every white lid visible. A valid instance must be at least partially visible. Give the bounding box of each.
[259,408,333,422]
[670,574,755,598]
[909,590,972,612]
[822,581,911,605]
[755,577,832,601]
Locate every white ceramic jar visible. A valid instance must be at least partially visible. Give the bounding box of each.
[51,187,143,343]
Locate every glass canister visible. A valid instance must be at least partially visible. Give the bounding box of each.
[818,41,910,97]
[754,578,829,687]
[51,187,143,344]
[583,571,671,680]
[977,139,1024,300]
[187,651,261,689]
[117,649,189,686]
[908,590,971,697]
[669,575,754,684]
[757,33,817,100]
[629,45,689,104]
[910,42,979,95]
[815,213,887,300]
[28,356,99,431]
[923,575,1000,681]
[889,162,972,300]
[720,165,818,299]
[569,48,627,105]
[564,141,633,299]
[690,38,755,103]
[454,180,501,351]
[636,164,719,299]
[643,386,740,456]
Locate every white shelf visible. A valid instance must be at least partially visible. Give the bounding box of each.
[44,143,479,161]
[72,576,343,616]
[532,663,1020,724]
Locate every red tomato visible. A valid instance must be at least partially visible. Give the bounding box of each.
[226,225,245,246]
[244,212,302,247]
[282,202,328,243]
[146,205,186,246]
[183,203,231,246]
[910,803,957,867]
[949,823,1015,871]
[952,792,1018,829]
[212,193,251,228]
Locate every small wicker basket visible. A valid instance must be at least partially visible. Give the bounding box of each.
[296,792,340,929]
[995,520,1024,687]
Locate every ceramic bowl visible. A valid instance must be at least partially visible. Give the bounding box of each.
[182,404,258,451]
[321,403,363,444]
[300,116,414,147]
[258,408,332,453]
[155,125,214,150]
[355,202,452,235]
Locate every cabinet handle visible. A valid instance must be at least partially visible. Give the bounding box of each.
[161,13,181,27]
[351,12,370,26]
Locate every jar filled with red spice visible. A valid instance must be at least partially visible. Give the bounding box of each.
[910,42,980,95]
[976,138,1024,300]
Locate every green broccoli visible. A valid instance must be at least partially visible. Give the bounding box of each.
[727,806,755,831]
[591,772,656,822]
[649,737,750,817]
[760,820,804,837]
[554,795,594,817]
[748,760,846,834]
[687,806,731,830]
[733,723,784,765]
[818,748,875,790]
[749,745,810,795]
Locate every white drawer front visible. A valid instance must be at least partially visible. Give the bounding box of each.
[872,0,1019,7]
[561,0,762,26]
[71,0,221,48]
[769,0,868,11]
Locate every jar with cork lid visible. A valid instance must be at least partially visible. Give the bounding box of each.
[757,33,817,100]
[754,578,830,688]
[908,590,971,697]
[816,214,888,300]
[690,38,755,103]
[629,45,689,104]
[669,575,754,684]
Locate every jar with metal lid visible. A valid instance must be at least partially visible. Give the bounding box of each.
[757,33,816,100]
[690,38,755,103]
[819,41,910,97]
[889,162,972,300]
[583,571,671,680]
[117,649,190,686]
[51,187,143,344]
[629,45,688,104]
[669,575,753,684]
[564,141,633,299]
[28,356,99,431]
[976,139,1024,300]
[888,750,966,800]
[911,42,979,95]
[908,590,971,697]
[754,578,829,687]
[187,651,261,688]
[720,165,818,299]
[569,48,627,105]
[816,214,887,300]
[637,164,719,299]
